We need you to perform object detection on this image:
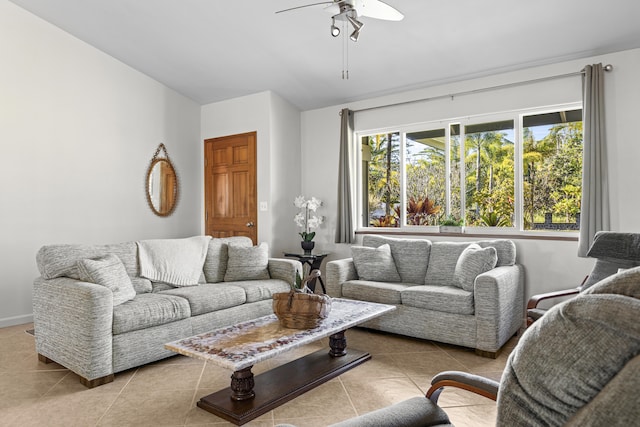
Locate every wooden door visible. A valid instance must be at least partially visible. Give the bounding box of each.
[204,132,258,244]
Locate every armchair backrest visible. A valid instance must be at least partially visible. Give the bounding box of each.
[581,231,640,289]
[498,267,640,425]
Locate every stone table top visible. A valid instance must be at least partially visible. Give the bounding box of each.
[165,298,395,371]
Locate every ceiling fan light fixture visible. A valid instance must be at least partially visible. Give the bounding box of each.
[330,17,340,37]
[346,14,364,42]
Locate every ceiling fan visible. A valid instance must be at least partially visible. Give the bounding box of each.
[276,0,404,42]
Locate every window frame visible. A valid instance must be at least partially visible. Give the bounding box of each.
[355,102,583,237]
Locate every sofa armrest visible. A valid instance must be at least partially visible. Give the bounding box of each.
[474,265,525,354]
[33,276,114,380]
[427,370,499,403]
[526,288,581,310]
[268,258,302,284]
[526,275,588,311]
[326,258,358,298]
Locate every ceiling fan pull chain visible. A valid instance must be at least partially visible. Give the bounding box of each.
[342,20,349,80]
[342,20,345,79]
[346,25,349,80]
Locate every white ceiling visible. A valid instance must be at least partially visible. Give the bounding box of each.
[10,0,640,110]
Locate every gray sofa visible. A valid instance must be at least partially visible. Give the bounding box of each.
[33,236,300,388]
[326,235,524,356]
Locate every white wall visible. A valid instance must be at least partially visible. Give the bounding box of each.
[300,48,640,301]
[268,92,303,256]
[200,91,302,255]
[0,1,202,327]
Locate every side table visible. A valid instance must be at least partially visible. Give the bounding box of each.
[283,252,328,294]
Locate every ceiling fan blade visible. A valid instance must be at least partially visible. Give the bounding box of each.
[323,3,342,15]
[354,0,404,21]
[275,1,335,14]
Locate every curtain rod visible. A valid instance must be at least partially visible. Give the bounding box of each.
[343,64,613,115]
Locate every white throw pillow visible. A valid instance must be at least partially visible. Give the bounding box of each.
[453,244,498,291]
[77,254,136,305]
[224,242,270,281]
[351,243,401,282]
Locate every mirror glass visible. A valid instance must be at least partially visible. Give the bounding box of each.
[146,158,178,216]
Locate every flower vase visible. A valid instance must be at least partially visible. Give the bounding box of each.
[301,241,315,255]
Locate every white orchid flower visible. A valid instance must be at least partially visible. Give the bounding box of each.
[293,212,306,227]
[307,215,325,229]
[307,197,322,212]
[293,196,324,240]
[293,195,307,208]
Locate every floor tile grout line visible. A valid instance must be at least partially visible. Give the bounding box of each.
[406,373,429,398]
[41,369,73,398]
[183,360,209,426]
[94,367,139,427]
[337,376,360,418]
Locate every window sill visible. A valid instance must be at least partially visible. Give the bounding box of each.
[355,228,578,242]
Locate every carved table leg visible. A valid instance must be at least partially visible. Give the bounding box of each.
[329,330,347,357]
[230,366,255,401]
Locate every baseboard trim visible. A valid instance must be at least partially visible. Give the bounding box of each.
[0,313,34,328]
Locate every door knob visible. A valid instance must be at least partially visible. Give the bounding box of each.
[246,222,255,227]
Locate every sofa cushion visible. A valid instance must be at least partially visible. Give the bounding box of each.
[330,396,452,427]
[342,280,408,304]
[151,282,175,292]
[227,279,291,303]
[454,244,498,291]
[204,236,253,283]
[77,254,136,306]
[362,235,432,284]
[564,355,640,426]
[352,244,401,283]
[498,292,640,426]
[112,293,191,335]
[36,242,138,280]
[477,240,516,266]
[401,285,474,315]
[130,277,153,294]
[425,242,472,286]
[583,266,640,298]
[159,283,247,316]
[224,243,270,282]
[137,236,211,287]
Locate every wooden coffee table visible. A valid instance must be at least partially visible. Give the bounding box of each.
[165,298,395,425]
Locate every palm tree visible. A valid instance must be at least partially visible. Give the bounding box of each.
[464,129,515,226]
[523,127,554,227]
[365,133,400,225]
[465,131,501,220]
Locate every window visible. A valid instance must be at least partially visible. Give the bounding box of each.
[362,132,400,227]
[461,120,515,227]
[405,128,445,225]
[358,106,582,233]
[522,110,583,231]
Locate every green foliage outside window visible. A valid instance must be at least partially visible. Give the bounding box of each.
[362,108,582,232]
[523,121,583,229]
[463,123,515,227]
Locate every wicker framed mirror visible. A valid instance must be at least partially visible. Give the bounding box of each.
[146,143,178,216]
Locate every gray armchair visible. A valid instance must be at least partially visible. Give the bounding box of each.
[281,267,640,426]
[527,231,640,326]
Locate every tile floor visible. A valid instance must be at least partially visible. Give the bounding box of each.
[0,322,517,426]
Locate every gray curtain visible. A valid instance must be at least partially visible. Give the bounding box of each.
[578,63,610,257]
[335,108,354,243]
